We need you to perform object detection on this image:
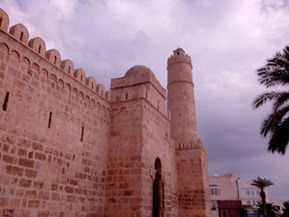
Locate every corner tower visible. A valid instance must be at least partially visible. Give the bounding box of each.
[167,48,211,217]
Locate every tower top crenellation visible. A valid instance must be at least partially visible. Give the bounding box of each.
[167,47,192,68]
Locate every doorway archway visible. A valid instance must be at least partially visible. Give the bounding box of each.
[153,158,164,217]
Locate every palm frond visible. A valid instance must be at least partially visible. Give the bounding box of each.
[272,92,289,110]
[253,91,289,108]
[255,46,289,155]
[254,202,279,217]
[283,201,289,216]
[261,106,289,137]
[251,177,273,189]
[268,117,289,154]
[257,46,289,88]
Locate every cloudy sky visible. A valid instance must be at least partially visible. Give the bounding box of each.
[1,0,289,201]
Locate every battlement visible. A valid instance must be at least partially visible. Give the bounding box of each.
[0,8,110,101]
[167,47,192,68]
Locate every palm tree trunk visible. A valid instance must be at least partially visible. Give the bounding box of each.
[260,191,267,217]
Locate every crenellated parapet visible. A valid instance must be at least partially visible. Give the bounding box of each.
[167,47,192,68]
[0,8,110,102]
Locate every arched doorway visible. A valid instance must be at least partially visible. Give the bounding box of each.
[153,158,164,217]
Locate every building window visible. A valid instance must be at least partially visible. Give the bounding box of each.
[2,92,9,111]
[210,189,214,195]
[48,112,52,128]
[247,200,251,205]
[246,190,250,196]
[210,188,220,195]
[80,127,84,142]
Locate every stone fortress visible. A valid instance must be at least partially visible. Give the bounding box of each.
[0,8,211,217]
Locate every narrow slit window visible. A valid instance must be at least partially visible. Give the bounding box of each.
[3,92,9,111]
[126,93,128,100]
[80,75,83,82]
[0,17,2,27]
[48,112,52,128]
[20,32,24,41]
[38,45,41,53]
[54,56,57,64]
[68,66,71,74]
[146,92,148,99]
[80,127,84,142]
[157,100,160,110]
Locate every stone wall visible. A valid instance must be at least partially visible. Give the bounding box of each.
[141,101,178,217]
[105,99,143,217]
[176,143,211,217]
[106,66,178,217]
[0,8,110,217]
[0,7,212,217]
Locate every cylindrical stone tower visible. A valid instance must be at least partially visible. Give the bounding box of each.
[167,47,198,144]
[168,48,211,217]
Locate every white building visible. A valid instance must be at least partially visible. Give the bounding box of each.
[209,174,271,217]
[236,178,269,207]
[209,173,238,201]
[209,174,240,217]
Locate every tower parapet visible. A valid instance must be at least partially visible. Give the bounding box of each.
[167,47,192,68]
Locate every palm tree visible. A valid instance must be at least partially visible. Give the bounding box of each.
[283,201,289,217]
[253,45,289,154]
[254,202,279,217]
[251,177,273,217]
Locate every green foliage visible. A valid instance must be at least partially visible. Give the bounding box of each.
[251,177,273,191]
[254,202,279,217]
[283,201,289,217]
[253,45,289,154]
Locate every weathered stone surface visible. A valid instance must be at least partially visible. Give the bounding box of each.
[0,8,210,217]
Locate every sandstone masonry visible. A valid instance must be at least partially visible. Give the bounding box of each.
[0,8,211,217]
